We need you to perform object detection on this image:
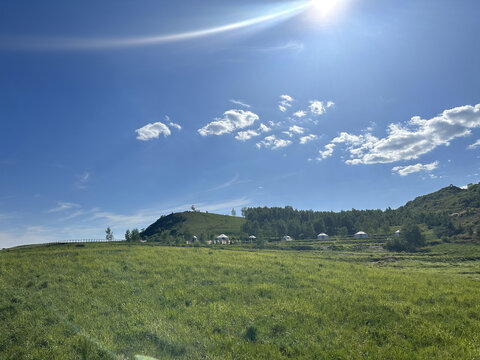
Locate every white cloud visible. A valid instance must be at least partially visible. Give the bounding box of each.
[136,121,171,140]
[279,94,293,112]
[392,161,439,176]
[229,99,251,108]
[318,143,336,160]
[256,135,292,150]
[309,100,335,115]
[47,201,81,213]
[319,103,480,165]
[293,110,307,118]
[168,122,182,130]
[299,134,318,144]
[289,125,305,134]
[468,139,480,149]
[198,110,259,136]
[258,123,271,133]
[235,130,260,141]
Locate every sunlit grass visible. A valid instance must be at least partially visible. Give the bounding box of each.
[1,243,480,359]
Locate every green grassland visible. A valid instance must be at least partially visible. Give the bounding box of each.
[1,242,480,359]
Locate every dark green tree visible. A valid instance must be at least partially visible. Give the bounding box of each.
[105,227,113,241]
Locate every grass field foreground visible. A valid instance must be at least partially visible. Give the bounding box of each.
[1,243,480,359]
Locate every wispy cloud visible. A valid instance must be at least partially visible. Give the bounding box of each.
[198,110,259,136]
[299,134,318,144]
[235,130,260,141]
[75,172,91,189]
[47,201,81,213]
[229,99,251,108]
[293,110,307,118]
[253,41,304,52]
[392,161,439,176]
[256,135,292,150]
[279,94,293,112]
[468,139,480,149]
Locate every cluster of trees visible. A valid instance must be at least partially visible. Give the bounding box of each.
[241,205,472,241]
[125,228,142,242]
[386,223,426,251]
[241,206,407,239]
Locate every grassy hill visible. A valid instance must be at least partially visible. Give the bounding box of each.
[398,183,480,240]
[400,183,480,214]
[141,211,245,241]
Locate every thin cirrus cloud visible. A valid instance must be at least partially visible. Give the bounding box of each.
[229,99,251,108]
[392,161,439,177]
[198,109,259,136]
[135,117,182,141]
[47,201,81,213]
[317,103,480,165]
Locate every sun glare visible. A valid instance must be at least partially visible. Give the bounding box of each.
[310,0,343,20]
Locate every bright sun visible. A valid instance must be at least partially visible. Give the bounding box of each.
[310,0,342,19]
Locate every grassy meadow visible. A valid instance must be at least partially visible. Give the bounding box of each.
[1,242,480,359]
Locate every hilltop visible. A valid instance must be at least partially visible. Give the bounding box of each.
[400,183,480,214]
[141,211,245,241]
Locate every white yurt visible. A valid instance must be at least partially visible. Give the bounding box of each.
[317,233,329,240]
[248,235,257,241]
[395,230,401,237]
[354,231,368,239]
[283,235,293,241]
[216,234,230,244]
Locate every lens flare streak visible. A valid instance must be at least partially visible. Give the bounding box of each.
[0,1,315,51]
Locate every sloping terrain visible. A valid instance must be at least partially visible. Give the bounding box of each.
[141,211,245,240]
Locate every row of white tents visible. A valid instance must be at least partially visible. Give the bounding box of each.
[188,229,402,244]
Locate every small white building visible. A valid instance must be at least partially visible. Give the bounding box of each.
[354,231,368,239]
[283,235,293,241]
[192,235,198,242]
[248,235,257,242]
[317,233,329,240]
[215,234,230,244]
[395,230,401,237]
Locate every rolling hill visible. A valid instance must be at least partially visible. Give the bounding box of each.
[141,211,245,241]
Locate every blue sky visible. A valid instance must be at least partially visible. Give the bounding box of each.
[1,0,480,247]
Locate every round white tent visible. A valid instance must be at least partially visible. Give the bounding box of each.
[317,233,329,240]
[354,231,368,239]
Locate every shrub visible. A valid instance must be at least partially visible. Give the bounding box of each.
[244,326,258,342]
